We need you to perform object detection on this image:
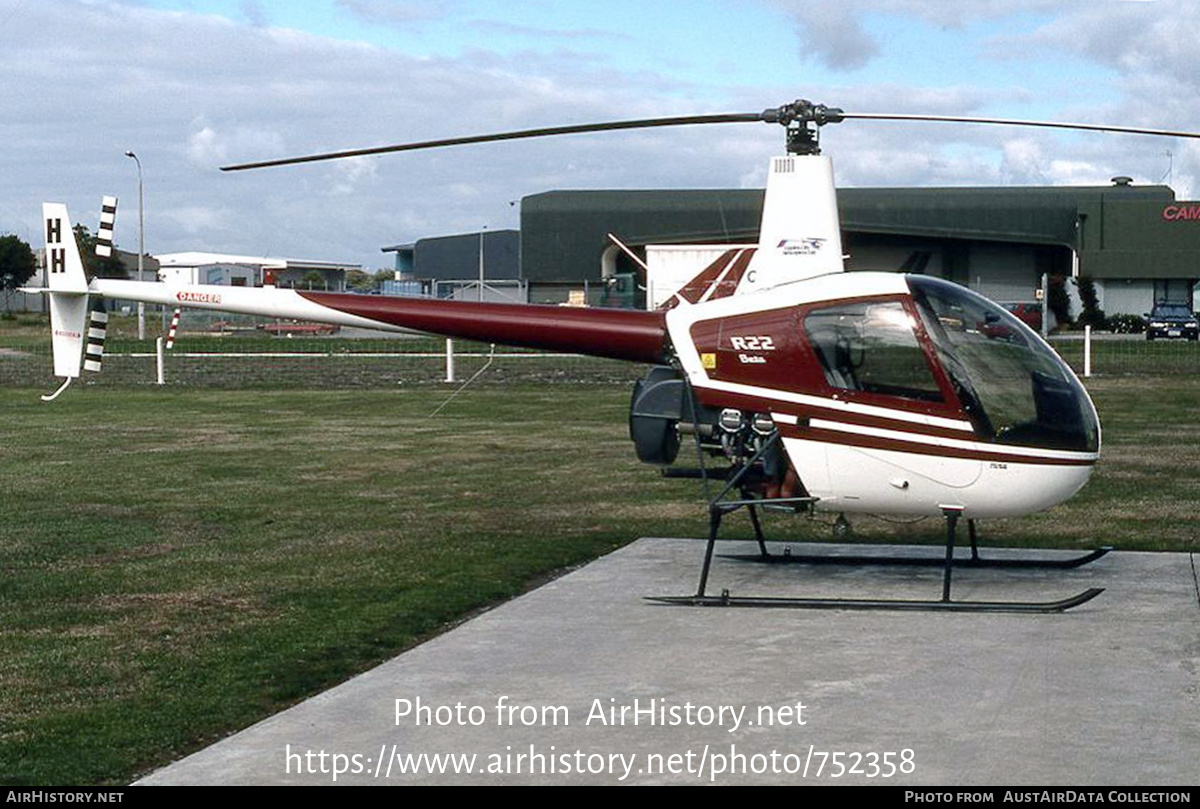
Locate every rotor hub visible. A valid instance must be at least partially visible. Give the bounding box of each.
[760,100,846,155]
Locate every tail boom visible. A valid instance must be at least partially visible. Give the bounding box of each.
[301,291,668,363]
[89,280,670,364]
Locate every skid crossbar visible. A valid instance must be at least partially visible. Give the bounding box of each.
[719,547,1111,569]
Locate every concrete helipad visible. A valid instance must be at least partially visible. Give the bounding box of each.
[137,538,1200,786]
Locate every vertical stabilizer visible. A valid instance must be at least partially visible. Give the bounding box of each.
[44,203,88,294]
[42,203,90,391]
[737,154,844,293]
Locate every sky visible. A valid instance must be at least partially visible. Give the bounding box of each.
[1,0,1196,270]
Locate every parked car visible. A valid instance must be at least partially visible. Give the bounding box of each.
[999,301,1044,333]
[1145,304,1199,341]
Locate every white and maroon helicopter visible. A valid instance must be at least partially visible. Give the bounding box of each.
[31,100,1200,611]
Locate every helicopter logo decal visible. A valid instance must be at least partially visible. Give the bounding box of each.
[776,237,826,256]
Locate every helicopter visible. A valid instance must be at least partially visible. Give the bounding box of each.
[30,100,1200,612]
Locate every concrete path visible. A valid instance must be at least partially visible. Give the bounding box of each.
[138,539,1200,786]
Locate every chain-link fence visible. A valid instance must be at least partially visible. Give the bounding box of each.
[1049,331,1200,377]
[6,311,1199,392]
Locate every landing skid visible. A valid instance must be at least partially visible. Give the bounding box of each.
[650,434,1106,613]
[647,588,1106,613]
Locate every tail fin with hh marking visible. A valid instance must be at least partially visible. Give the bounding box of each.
[41,203,91,400]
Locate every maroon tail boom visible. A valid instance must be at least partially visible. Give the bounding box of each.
[300,292,670,364]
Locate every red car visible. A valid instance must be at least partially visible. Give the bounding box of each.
[1000,301,1044,333]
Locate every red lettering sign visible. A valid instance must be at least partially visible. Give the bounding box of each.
[1162,204,1200,221]
[176,290,222,304]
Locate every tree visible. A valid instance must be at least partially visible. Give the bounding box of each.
[72,224,128,280]
[0,234,37,289]
[1077,276,1105,328]
[1047,274,1071,329]
[300,270,326,290]
[344,269,376,292]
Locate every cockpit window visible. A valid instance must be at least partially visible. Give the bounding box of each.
[804,301,943,402]
[907,276,1099,453]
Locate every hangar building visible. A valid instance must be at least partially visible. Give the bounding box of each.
[516,181,1198,315]
[156,252,359,291]
[381,230,520,300]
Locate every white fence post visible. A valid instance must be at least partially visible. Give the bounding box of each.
[445,338,455,382]
[156,337,165,385]
[1083,325,1092,378]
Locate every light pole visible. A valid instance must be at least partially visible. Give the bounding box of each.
[478,226,486,302]
[124,150,145,340]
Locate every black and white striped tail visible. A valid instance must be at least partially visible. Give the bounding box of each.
[95,196,117,258]
[84,309,108,373]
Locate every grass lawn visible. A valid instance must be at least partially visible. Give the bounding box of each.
[0,384,706,784]
[0,370,1196,784]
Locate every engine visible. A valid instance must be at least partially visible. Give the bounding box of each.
[628,366,786,484]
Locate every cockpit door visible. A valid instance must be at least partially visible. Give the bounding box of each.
[800,298,983,496]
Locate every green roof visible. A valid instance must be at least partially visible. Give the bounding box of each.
[520,184,1188,281]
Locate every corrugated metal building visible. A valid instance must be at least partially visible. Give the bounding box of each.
[382,230,520,282]
[517,181,1197,314]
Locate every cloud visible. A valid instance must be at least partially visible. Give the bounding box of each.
[328,157,379,195]
[981,2,1200,198]
[186,122,287,168]
[5,0,1198,271]
[240,0,268,28]
[1,1,781,267]
[780,4,879,71]
[770,0,1068,71]
[187,127,225,165]
[160,205,232,236]
[465,19,635,45]
[999,2,1200,85]
[998,138,1116,186]
[334,0,456,26]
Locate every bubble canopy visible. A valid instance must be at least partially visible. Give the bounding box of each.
[907,276,1099,453]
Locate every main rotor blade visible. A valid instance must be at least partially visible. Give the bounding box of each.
[841,112,1200,140]
[220,112,762,171]
[219,100,1200,172]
